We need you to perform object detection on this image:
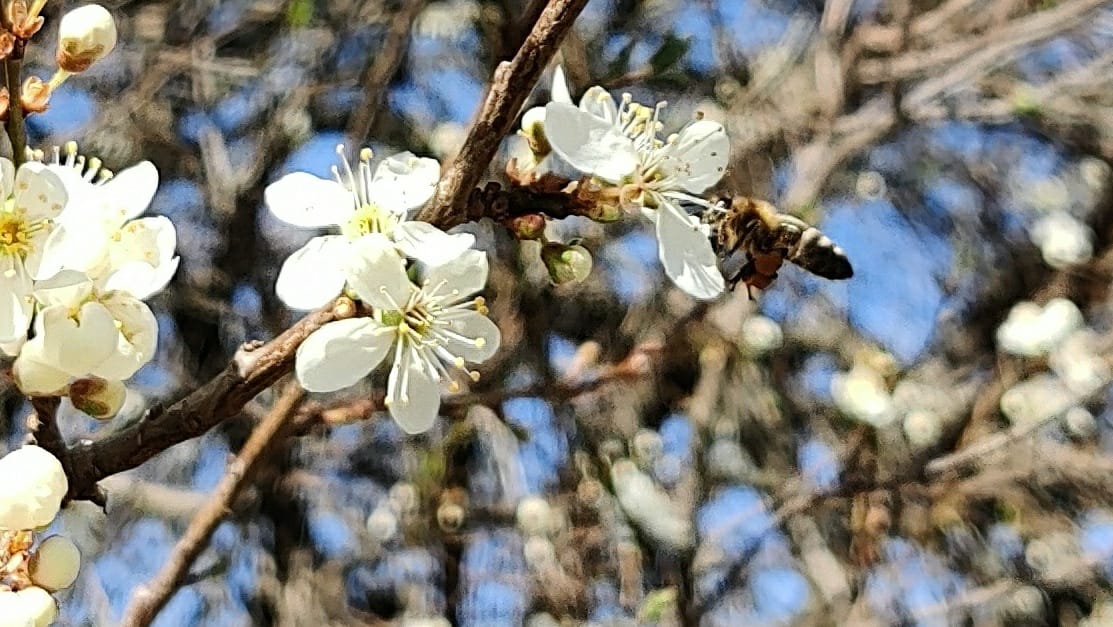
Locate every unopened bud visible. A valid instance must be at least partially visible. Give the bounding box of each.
[29,535,80,591]
[0,586,57,627]
[20,76,50,114]
[505,213,547,240]
[56,4,118,73]
[519,107,551,157]
[68,377,126,420]
[583,202,622,223]
[541,242,593,285]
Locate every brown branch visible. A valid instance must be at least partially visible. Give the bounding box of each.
[417,0,589,230]
[61,298,353,502]
[26,396,64,459]
[345,0,426,142]
[120,381,306,627]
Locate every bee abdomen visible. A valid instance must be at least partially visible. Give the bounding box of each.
[788,227,853,280]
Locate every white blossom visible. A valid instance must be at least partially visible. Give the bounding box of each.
[544,86,728,299]
[12,271,158,396]
[1029,212,1093,269]
[996,298,1082,357]
[37,146,178,300]
[294,235,499,433]
[0,160,68,343]
[831,364,895,427]
[610,459,693,552]
[0,446,67,531]
[266,146,475,310]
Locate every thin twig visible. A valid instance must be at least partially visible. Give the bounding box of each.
[417,0,589,230]
[346,0,426,143]
[4,56,23,166]
[119,381,306,627]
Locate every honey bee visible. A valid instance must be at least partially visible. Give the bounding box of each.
[706,197,853,296]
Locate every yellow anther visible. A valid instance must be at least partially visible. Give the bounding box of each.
[360,147,373,162]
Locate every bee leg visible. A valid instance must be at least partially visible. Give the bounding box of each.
[727,260,756,291]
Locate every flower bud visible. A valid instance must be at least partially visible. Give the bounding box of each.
[505,213,547,240]
[16,586,56,627]
[29,535,80,591]
[519,106,551,157]
[0,446,67,531]
[68,377,127,420]
[541,242,592,285]
[582,202,622,223]
[56,4,118,73]
[20,76,51,114]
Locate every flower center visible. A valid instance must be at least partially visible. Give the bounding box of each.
[0,200,49,259]
[342,202,397,240]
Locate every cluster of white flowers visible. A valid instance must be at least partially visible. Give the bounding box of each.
[0,446,81,626]
[266,147,500,433]
[0,146,178,416]
[521,68,730,300]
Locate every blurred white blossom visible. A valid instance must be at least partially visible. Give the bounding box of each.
[1048,330,1111,396]
[740,315,783,355]
[999,374,1077,426]
[831,364,895,427]
[903,409,942,449]
[610,459,694,552]
[996,298,1083,357]
[1029,212,1093,269]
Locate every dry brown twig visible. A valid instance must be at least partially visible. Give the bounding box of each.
[119,381,306,627]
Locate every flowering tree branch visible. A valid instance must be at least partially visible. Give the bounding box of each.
[120,381,305,627]
[418,0,590,229]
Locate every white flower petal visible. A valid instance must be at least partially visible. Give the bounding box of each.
[551,65,573,105]
[265,172,354,228]
[99,161,159,224]
[386,363,441,434]
[368,152,441,215]
[31,270,92,308]
[104,216,179,298]
[420,249,488,299]
[346,234,412,309]
[654,202,724,301]
[0,255,32,342]
[14,162,67,222]
[442,311,500,363]
[295,318,392,392]
[545,102,639,183]
[0,158,14,198]
[104,257,180,300]
[92,295,158,380]
[661,120,730,194]
[275,235,349,310]
[30,220,108,280]
[578,86,619,122]
[393,222,476,266]
[38,302,119,375]
[12,344,70,396]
